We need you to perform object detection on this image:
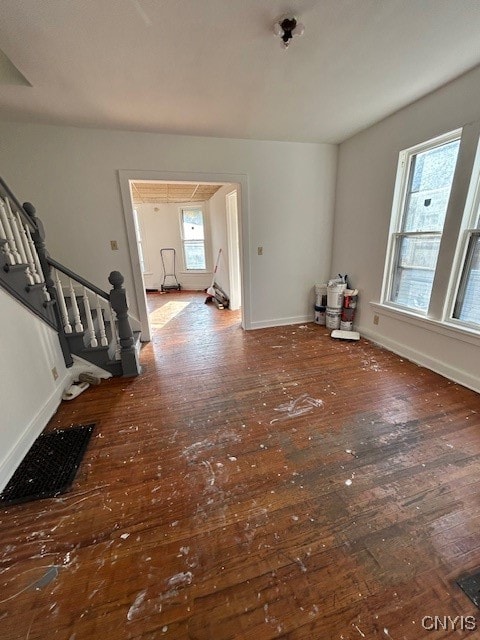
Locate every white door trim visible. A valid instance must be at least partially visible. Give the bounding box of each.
[226,189,242,311]
[118,170,250,339]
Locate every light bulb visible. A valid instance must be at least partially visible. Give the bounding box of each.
[273,22,283,37]
[292,22,305,37]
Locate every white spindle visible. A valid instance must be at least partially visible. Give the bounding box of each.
[68,279,84,332]
[15,213,37,285]
[24,225,43,284]
[5,198,29,271]
[0,198,21,264]
[83,287,98,347]
[54,269,72,333]
[0,212,12,263]
[95,295,109,346]
[108,302,121,359]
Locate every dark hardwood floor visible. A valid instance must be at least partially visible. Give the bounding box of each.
[1,291,480,639]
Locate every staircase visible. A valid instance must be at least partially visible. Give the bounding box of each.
[0,177,141,377]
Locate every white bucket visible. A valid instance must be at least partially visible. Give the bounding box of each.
[314,284,327,307]
[314,305,326,325]
[326,308,341,329]
[340,320,353,331]
[327,283,347,309]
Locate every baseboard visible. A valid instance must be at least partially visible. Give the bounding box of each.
[360,326,480,394]
[0,371,69,493]
[249,315,313,330]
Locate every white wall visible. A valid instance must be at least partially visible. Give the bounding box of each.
[0,289,69,491]
[0,122,337,329]
[136,202,212,291]
[333,64,480,392]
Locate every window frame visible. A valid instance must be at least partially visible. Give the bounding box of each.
[381,128,462,315]
[446,141,480,330]
[178,205,209,272]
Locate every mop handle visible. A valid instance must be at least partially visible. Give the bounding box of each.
[213,248,222,274]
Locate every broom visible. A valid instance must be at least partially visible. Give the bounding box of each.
[205,248,222,303]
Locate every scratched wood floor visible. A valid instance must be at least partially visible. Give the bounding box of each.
[1,291,480,640]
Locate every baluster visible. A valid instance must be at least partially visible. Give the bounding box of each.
[24,224,45,285]
[108,302,121,359]
[83,287,98,348]
[5,198,29,273]
[15,212,37,285]
[95,294,108,347]
[0,198,21,264]
[0,210,12,262]
[68,279,84,332]
[54,269,72,333]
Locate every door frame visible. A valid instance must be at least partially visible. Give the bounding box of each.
[225,189,242,311]
[118,170,250,339]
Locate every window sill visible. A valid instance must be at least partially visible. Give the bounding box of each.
[370,301,480,347]
[180,271,208,275]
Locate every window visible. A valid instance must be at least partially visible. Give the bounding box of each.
[452,195,480,327]
[180,207,207,270]
[384,131,461,313]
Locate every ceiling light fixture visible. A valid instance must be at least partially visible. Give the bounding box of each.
[273,16,305,49]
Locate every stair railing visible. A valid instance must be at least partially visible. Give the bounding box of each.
[45,260,141,376]
[0,177,140,376]
[0,184,51,306]
[47,258,118,352]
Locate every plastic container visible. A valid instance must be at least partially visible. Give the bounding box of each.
[327,283,347,309]
[314,305,326,325]
[343,289,358,309]
[340,320,353,331]
[326,308,341,329]
[341,307,355,322]
[314,284,327,308]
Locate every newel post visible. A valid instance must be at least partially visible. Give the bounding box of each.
[24,201,73,367]
[108,271,141,377]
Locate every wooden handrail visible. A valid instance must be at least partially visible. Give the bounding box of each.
[46,257,110,300]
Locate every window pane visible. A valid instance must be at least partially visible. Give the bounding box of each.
[182,209,204,240]
[403,139,460,232]
[391,236,441,311]
[184,241,206,270]
[454,235,480,325]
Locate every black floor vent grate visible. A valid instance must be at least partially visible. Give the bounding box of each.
[457,572,480,608]
[0,424,95,505]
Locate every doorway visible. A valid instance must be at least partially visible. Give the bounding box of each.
[118,171,248,340]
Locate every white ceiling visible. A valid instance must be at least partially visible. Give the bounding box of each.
[1,1,480,143]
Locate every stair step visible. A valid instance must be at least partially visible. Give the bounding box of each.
[25,282,47,293]
[3,262,28,273]
[82,345,109,353]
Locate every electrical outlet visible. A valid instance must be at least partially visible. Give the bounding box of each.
[51,366,58,381]
[110,240,119,251]
[373,314,379,325]
[257,246,263,256]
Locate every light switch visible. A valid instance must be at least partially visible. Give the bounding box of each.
[257,246,263,256]
[110,240,119,251]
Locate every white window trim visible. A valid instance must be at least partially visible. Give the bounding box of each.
[444,135,480,327]
[381,128,462,314]
[376,121,480,341]
[178,204,209,273]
